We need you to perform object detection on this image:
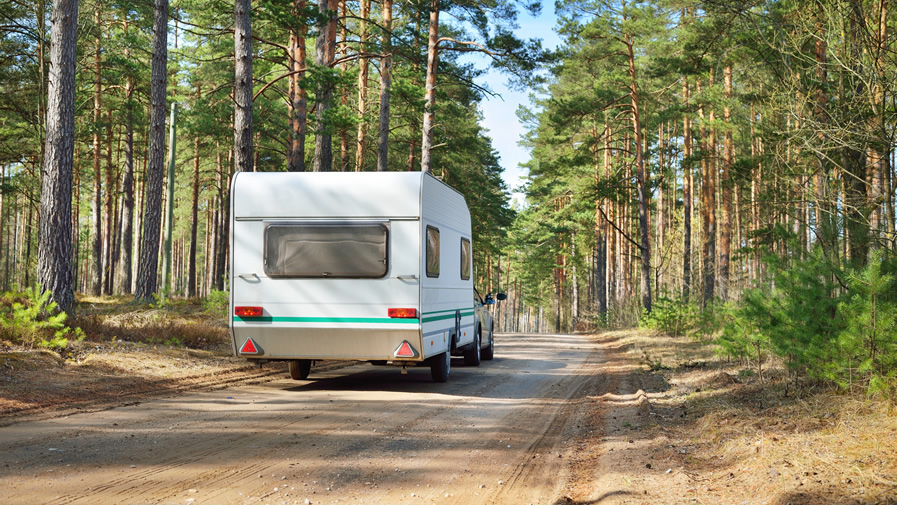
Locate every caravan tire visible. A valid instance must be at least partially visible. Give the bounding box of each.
[482,326,495,361]
[430,350,451,382]
[289,359,312,380]
[463,327,481,366]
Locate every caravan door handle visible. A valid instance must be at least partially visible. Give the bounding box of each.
[238,273,259,280]
[397,274,418,280]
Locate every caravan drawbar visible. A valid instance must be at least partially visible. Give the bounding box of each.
[228,171,493,382]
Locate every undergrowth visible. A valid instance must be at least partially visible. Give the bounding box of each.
[0,290,230,353]
[641,249,897,398]
[0,286,85,351]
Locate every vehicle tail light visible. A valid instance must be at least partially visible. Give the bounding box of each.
[394,341,417,358]
[388,308,417,319]
[235,306,263,317]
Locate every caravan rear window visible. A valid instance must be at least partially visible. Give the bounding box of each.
[264,222,389,278]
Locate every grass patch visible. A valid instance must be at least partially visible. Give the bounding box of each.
[71,295,229,351]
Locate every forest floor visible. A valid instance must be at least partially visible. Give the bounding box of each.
[1,303,896,504]
[559,330,897,505]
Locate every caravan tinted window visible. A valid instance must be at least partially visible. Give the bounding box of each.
[426,226,440,277]
[264,222,388,278]
[460,238,471,280]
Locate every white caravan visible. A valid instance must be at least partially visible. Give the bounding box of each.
[229,171,492,382]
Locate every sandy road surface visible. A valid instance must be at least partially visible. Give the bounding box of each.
[0,333,604,505]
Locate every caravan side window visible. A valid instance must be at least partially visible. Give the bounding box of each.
[264,222,389,278]
[426,226,440,278]
[460,238,471,280]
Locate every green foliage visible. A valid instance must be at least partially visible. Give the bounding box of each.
[833,251,897,391]
[656,251,897,395]
[0,286,85,351]
[640,297,700,337]
[203,288,230,317]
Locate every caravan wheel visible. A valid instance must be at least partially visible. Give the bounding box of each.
[289,359,312,380]
[430,350,451,382]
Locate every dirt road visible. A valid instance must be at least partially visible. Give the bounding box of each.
[0,333,608,505]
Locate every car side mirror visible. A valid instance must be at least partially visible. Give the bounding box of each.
[496,293,507,301]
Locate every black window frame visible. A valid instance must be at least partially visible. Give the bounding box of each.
[263,221,390,279]
[426,225,440,278]
[460,237,471,280]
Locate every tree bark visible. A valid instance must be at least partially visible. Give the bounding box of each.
[117,80,135,294]
[134,0,169,301]
[698,77,715,306]
[719,63,734,301]
[313,0,336,172]
[234,0,253,173]
[420,0,439,174]
[354,0,371,172]
[38,0,79,314]
[376,0,392,172]
[188,129,200,298]
[338,0,349,171]
[625,32,651,314]
[287,0,308,172]
[91,3,103,296]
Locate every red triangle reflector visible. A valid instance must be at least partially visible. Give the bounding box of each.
[240,338,259,354]
[394,341,416,358]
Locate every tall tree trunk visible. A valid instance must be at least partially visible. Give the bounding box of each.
[188,102,200,298]
[134,0,169,301]
[625,32,651,314]
[313,0,336,172]
[214,141,229,291]
[234,0,253,173]
[338,0,349,171]
[38,0,79,314]
[117,79,134,294]
[354,0,371,172]
[376,0,392,172]
[161,104,177,298]
[719,63,734,301]
[420,0,439,174]
[103,108,116,294]
[91,4,103,296]
[656,122,665,296]
[814,3,836,260]
[867,0,888,250]
[698,77,715,306]
[287,0,308,172]
[749,94,761,283]
[682,78,693,301]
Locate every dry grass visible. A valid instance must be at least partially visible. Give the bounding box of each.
[611,330,897,504]
[71,295,229,351]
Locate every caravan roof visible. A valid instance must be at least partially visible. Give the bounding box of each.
[232,172,466,220]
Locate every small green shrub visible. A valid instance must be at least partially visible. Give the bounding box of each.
[640,297,701,337]
[203,288,229,317]
[0,286,84,351]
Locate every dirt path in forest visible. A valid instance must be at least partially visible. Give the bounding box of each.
[2,331,895,505]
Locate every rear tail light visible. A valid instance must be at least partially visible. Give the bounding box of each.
[388,308,418,319]
[235,306,263,317]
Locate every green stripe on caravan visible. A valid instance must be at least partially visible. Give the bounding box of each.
[235,308,473,325]
[234,316,420,324]
[421,309,475,323]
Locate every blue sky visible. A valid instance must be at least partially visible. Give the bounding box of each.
[476,4,561,204]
